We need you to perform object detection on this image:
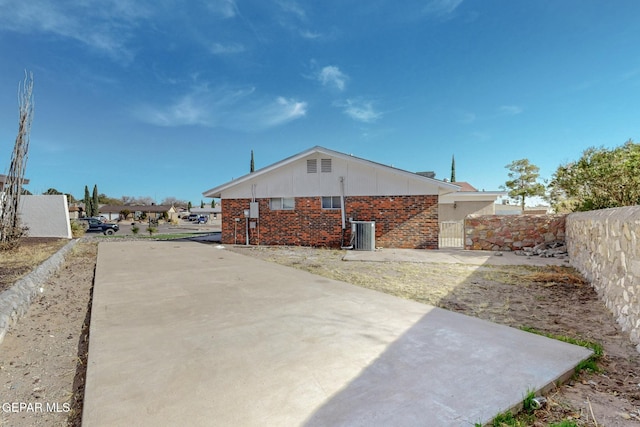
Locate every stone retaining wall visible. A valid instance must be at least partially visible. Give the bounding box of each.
[566,207,640,352]
[464,214,567,251]
[0,239,77,345]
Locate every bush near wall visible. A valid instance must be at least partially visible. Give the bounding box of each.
[465,214,567,251]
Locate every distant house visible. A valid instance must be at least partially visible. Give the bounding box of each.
[203,146,459,249]
[437,182,505,248]
[495,203,552,215]
[98,204,176,221]
[438,182,506,222]
[0,174,30,191]
[188,206,222,227]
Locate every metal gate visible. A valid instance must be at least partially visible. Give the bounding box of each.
[439,221,463,248]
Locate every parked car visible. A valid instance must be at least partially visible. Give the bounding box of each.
[187,213,199,221]
[196,215,208,224]
[79,218,119,235]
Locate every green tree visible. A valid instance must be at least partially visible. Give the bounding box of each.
[503,159,545,210]
[98,193,123,205]
[211,199,216,208]
[43,188,62,195]
[548,140,640,212]
[450,155,456,182]
[200,200,204,208]
[188,201,192,211]
[92,185,99,217]
[250,149,255,173]
[83,185,91,218]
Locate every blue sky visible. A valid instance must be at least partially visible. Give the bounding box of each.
[1,0,639,205]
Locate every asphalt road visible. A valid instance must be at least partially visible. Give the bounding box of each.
[86,220,220,237]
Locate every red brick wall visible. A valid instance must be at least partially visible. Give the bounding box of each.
[221,195,438,249]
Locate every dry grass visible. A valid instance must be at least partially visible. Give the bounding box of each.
[0,237,69,292]
[524,265,588,285]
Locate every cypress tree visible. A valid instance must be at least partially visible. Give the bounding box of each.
[250,149,255,173]
[92,185,99,217]
[450,155,456,182]
[83,185,91,218]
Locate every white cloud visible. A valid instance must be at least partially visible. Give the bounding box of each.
[210,42,245,54]
[257,97,307,127]
[134,85,306,131]
[300,29,322,39]
[318,66,348,91]
[0,0,151,61]
[206,0,237,18]
[276,0,306,20]
[424,0,464,17]
[499,105,523,115]
[342,99,382,123]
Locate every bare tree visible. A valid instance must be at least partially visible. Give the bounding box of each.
[160,196,184,206]
[0,72,34,249]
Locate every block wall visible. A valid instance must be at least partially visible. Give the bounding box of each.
[221,195,438,249]
[566,207,640,352]
[464,214,567,251]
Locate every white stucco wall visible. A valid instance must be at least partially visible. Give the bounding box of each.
[18,195,72,238]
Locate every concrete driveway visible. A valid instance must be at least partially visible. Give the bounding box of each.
[83,241,591,426]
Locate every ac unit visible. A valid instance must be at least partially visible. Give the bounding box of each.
[351,221,375,251]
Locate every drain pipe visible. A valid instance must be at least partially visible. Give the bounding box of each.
[339,176,353,249]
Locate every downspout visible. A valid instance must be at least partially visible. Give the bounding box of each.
[339,176,353,249]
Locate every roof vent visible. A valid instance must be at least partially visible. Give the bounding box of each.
[321,158,332,173]
[307,159,318,173]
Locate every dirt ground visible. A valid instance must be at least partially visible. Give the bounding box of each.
[0,240,96,426]
[0,238,69,294]
[0,240,639,426]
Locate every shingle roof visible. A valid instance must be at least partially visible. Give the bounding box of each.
[451,182,478,192]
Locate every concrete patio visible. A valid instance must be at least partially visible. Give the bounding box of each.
[82,241,591,426]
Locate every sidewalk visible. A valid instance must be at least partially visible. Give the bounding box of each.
[83,241,591,426]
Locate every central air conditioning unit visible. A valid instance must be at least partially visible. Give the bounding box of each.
[351,221,375,251]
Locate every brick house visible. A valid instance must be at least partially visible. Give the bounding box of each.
[203,146,459,249]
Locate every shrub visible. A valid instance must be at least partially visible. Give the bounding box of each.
[70,220,86,238]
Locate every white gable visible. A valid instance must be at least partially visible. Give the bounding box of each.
[203,146,459,199]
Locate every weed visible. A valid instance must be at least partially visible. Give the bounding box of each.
[521,389,536,414]
[492,410,517,426]
[549,421,578,427]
